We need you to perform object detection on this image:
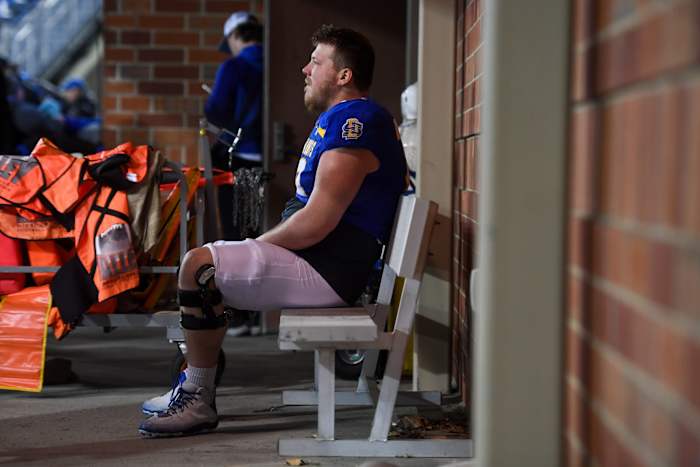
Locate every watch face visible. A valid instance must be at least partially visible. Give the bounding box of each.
[197,266,216,286]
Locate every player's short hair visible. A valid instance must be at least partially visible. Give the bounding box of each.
[311,24,374,92]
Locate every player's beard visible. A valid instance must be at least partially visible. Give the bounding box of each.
[304,79,337,114]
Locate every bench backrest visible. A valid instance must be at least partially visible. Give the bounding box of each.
[385,196,438,280]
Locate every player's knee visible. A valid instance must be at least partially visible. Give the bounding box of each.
[178,247,214,289]
[177,247,226,330]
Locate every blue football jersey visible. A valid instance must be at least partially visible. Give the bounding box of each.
[294,98,407,243]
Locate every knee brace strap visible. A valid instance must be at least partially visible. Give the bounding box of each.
[178,288,225,330]
[177,288,222,308]
[178,263,226,330]
[180,311,227,330]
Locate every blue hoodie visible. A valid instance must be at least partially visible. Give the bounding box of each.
[204,43,263,159]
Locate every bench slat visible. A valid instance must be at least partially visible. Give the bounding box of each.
[279,308,378,344]
[279,332,394,351]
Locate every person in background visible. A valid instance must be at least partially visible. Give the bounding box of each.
[60,78,97,118]
[7,71,97,155]
[59,78,101,146]
[37,77,100,147]
[205,12,264,337]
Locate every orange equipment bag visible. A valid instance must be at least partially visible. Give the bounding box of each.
[26,240,73,286]
[0,285,52,391]
[0,231,26,295]
[0,141,86,240]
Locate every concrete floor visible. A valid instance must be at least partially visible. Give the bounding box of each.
[0,327,466,466]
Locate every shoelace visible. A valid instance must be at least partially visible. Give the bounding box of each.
[166,372,186,407]
[163,388,198,416]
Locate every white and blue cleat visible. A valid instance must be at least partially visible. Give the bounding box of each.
[141,370,186,415]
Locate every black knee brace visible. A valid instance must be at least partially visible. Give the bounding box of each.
[178,264,227,330]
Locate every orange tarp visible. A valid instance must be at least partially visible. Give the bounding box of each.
[0,286,51,392]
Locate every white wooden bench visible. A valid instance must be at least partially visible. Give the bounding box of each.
[277,196,473,458]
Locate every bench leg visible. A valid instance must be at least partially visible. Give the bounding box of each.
[369,279,420,442]
[317,348,335,440]
[368,330,408,441]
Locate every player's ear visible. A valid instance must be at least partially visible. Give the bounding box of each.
[337,67,352,86]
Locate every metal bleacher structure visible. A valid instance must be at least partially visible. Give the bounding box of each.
[0,0,101,80]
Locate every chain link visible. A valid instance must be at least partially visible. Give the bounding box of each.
[231,167,265,239]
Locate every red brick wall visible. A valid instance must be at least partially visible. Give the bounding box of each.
[566,1,700,466]
[452,0,481,404]
[102,0,252,164]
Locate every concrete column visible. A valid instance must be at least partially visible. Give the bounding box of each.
[473,0,570,465]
